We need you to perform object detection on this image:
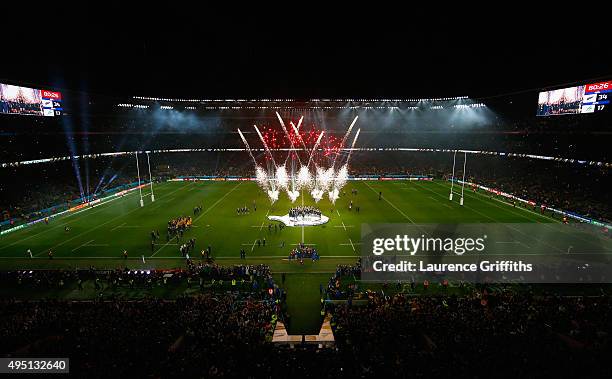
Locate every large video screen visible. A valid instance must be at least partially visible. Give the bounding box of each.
[0,83,63,117]
[537,80,610,116]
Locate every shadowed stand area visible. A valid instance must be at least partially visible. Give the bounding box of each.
[273,273,330,335]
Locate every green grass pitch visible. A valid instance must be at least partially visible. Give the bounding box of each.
[2,179,595,334]
[0,179,556,272]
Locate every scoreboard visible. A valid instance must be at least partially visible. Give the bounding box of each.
[581,80,610,114]
[40,89,63,117]
[0,83,63,117]
[537,80,610,116]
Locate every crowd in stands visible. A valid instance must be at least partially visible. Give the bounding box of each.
[1,149,610,230]
[0,93,42,115]
[349,153,611,222]
[3,262,612,377]
[1,100,610,161]
[0,294,278,377]
[183,262,274,289]
[320,289,612,377]
[313,263,612,377]
[325,263,362,299]
[0,162,141,230]
[0,263,276,294]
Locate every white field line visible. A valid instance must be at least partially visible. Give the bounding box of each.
[152,182,241,257]
[433,181,596,248]
[258,210,271,232]
[111,223,126,231]
[435,181,599,248]
[35,184,187,256]
[0,187,142,251]
[71,240,94,252]
[8,251,610,260]
[333,205,358,255]
[432,181,553,223]
[151,196,176,210]
[363,181,416,224]
[496,240,531,249]
[151,239,177,257]
[193,182,241,222]
[419,181,565,254]
[429,196,452,209]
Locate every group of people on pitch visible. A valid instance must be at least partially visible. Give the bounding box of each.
[288,242,320,263]
[167,216,192,240]
[288,206,321,220]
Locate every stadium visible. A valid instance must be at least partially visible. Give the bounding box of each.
[1,10,611,378]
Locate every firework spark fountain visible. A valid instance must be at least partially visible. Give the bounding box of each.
[238,115,359,204]
[275,112,301,202]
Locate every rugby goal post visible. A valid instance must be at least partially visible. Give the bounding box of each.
[135,152,145,207]
[449,150,467,206]
[146,152,155,202]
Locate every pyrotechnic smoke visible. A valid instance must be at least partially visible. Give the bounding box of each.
[255,166,269,191]
[297,165,312,189]
[275,165,289,191]
[275,112,301,202]
[254,124,280,203]
[287,190,300,202]
[267,189,279,203]
[334,164,349,191]
[310,188,324,203]
[328,187,340,203]
[327,129,360,204]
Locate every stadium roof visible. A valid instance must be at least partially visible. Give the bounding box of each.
[1,8,609,100]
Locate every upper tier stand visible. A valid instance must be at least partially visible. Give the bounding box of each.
[268,213,330,227]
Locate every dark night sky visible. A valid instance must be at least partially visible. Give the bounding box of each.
[1,7,609,100]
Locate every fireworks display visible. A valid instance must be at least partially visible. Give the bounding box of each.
[239,113,359,204]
